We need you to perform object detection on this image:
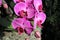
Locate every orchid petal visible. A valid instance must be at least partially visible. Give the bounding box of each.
[34,12,46,29]
[11,18,25,29]
[24,19,33,35]
[34,0,43,12]
[26,3,35,18]
[14,2,27,16]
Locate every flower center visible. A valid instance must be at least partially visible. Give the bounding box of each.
[16,0,24,3]
[38,5,43,12]
[37,20,43,28]
[17,27,24,35]
[18,10,27,18]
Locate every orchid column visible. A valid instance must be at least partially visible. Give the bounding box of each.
[12,0,46,40]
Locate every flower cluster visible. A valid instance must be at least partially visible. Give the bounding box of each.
[12,0,46,37]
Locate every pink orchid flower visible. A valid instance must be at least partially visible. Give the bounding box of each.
[12,18,33,35]
[25,0,33,3]
[12,0,47,36]
[13,0,25,3]
[34,12,46,29]
[33,0,43,12]
[0,0,2,6]
[12,18,25,34]
[14,2,35,19]
[14,2,27,17]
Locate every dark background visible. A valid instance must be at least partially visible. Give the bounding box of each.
[42,0,60,40]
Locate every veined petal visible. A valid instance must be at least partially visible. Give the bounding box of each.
[34,12,46,29]
[14,2,27,16]
[27,7,35,18]
[11,18,25,29]
[26,3,35,19]
[34,0,43,12]
[36,12,46,24]
[24,19,33,35]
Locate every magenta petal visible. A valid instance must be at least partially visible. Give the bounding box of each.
[25,0,32,3]
[26,4,35,18]
[36,12,46,24]
[25,28,33,36]
[11,18,25,29]
[24,19,33,28]
[34,12,46,29]
[14,2,27,16]
[27,7,35,18]
[33,0,43,12]
[24,19,33,35]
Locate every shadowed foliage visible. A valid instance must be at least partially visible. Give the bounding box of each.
[42,0,60,40]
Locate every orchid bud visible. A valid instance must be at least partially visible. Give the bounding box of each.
[25,38,29,40]
[34,31,41,38]
[3,4,8,9]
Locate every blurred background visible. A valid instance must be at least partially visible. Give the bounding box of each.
[0,0,60,40]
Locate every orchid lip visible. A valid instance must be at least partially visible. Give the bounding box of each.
[38,5,43,12]
[37,20,42,25]
[14,0,25,3]
[17,27,24,35]
[16,1,20,3]
[18,10,27,17]
[37,20,43,28]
